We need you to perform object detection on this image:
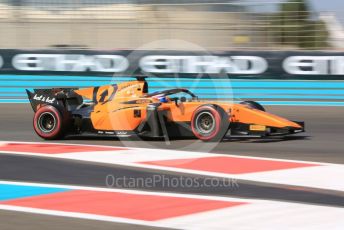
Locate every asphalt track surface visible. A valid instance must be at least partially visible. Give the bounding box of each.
[0,104,344,229]
[0,210,166,230]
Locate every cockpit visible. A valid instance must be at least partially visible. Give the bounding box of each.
[145,88,198,104]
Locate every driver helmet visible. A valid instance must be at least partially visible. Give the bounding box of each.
[159,96,168,103]
[153,94,168,103]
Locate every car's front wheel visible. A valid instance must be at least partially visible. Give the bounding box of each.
[33,105,66,140]
[191,105,229,142]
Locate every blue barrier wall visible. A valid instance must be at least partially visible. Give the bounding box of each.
[1,75,344,106]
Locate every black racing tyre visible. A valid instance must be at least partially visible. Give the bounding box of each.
[191,105,229,142]
[240,101,265,111]
[33,105,66,140]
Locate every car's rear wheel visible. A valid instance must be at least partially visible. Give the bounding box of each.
[240,101,265,111]
[191,105,229,142]
[33,105,65,140]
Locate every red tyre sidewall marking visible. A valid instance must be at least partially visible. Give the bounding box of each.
[33,106,62,138]
[191,106,221,141]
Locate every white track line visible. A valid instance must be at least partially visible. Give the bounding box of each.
[0,140,339,166]
[0,180,251,202]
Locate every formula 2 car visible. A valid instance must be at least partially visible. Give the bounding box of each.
[26,77,305,142]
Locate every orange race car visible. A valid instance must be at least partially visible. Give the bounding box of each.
[26,77,304,141]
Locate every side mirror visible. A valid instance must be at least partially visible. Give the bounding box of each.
[180,96,187,102]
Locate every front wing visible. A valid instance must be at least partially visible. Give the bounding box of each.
[229,121,305,138]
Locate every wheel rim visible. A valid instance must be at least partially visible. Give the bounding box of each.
[37,112,56,133]
[195,111,216,135]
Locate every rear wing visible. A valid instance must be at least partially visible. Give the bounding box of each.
[26,88,79,112]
